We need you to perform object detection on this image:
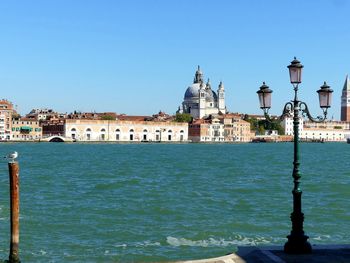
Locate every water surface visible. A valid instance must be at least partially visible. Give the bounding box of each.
[0,142,349,262]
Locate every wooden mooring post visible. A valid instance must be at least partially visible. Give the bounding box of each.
[8,161,20,263]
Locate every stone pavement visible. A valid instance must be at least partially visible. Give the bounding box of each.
[174,244,350,263]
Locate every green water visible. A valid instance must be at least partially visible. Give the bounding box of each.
[0,143,349,262]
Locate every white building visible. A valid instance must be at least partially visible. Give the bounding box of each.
[281,118,348,142]
[281,117,304,136]
[0,100,14,141]
[64,119,188,142]
[0,114,6,140]
[300,128,345,142]
[178,66,226,119]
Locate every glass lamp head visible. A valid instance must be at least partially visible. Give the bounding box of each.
[257,82,273,109]
[287,57,303,84]
[317,81,333,108]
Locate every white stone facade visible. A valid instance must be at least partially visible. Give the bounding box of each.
[0,115,6,140]
[282,117,303,136]
[65,119,188,142]
[0,100,14,141]
[300,128,345,142]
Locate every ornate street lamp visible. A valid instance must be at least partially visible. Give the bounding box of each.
[256,57,333,254]
[257,82,273,112]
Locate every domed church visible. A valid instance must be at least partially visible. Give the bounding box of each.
[178,66,226,119]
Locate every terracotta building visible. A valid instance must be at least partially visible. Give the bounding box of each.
[11,117,42,141]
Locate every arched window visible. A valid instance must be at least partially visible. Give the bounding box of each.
[116,129,121,141]
[168,130,172,141]
[100,128,106,141]
[71,128,76,140]
[142,129,148,141]
[129,129,134,141]
[180,130,184,141]
[86,128,91,141]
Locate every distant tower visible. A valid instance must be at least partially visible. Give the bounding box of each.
[199,81,206,118]
[217,81,226,113]
[341,75,350,121]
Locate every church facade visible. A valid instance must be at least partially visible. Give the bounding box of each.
[178,66,226,119]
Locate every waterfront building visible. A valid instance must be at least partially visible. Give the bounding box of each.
[281,117,304,136]
[64,119,188,142]
[11,117,42,141]
[0,99,15,140]
[178,66,226,119]
[188,114,252,142]
[221,114,252,142]
[341,75,350,121]
[188,118,225,142]
[300,128,345,142]
[300,120,350,142]
[41,119,65,137]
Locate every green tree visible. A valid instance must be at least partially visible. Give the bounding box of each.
[175,113,192,123]
[101,115,115,120]
[258,119,285,135]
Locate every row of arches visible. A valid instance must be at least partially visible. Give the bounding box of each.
[69,128,185,141]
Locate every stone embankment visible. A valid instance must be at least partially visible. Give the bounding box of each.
[173,245,350,263]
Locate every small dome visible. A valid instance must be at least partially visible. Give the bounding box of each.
[206,89,218,101]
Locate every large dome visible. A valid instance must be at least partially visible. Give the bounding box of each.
[184,83,218,102]
[184,83,200,100]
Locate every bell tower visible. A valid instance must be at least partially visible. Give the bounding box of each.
[217,81,226,113]
[199,81,206,118]
[341,75,350,121]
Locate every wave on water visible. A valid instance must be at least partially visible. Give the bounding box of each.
[30,249,47,256]
[166,235,272,247]
[114,241,161,249]
[312,235,332,241]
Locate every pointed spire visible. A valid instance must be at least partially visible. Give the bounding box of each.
[343,75,350,91]
[206,78,211,90]
[218,81,224,90]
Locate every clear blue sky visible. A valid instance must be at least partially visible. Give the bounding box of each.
[0,0,349,120]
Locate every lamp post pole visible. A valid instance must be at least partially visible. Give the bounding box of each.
[257,57,333,254]
[284,82,312,254]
